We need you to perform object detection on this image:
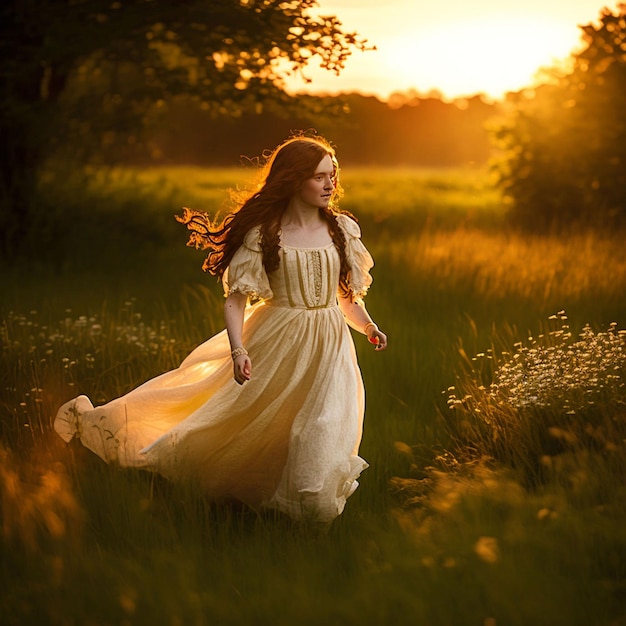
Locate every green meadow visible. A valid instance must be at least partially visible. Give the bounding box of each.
[1,166,625,625]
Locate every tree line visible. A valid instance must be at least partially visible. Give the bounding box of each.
[121,91,496,168]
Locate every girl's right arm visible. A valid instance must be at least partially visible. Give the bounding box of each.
[224,292,252,384]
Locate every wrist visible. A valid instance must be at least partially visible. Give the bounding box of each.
[363,321,378,337]
[231,347,248,360]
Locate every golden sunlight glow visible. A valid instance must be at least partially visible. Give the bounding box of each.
[380,16,578,98]
[284,0,604,101]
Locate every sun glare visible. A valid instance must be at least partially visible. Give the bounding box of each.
[283,4,591,101]
[379,16,578,98]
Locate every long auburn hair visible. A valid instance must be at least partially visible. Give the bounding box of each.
[177,133,357,297]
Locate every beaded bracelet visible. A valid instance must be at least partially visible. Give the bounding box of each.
[231,347,249,360]
[363,322,378,336]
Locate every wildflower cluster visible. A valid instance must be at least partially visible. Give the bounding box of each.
[447,313,626,422]
[494,322,625,413]
[445,313,626,475]
[2,302,179,374]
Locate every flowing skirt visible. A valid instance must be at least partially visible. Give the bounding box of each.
[54,302,368,522]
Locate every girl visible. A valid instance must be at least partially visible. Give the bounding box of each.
[55,134,387,524]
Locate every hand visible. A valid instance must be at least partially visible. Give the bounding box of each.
[233,354,252,385]
[367,327,388,351]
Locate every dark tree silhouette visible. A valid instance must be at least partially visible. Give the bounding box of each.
[492,4,626,231]
[0,0,368,260]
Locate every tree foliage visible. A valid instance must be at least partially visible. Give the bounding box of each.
[492,4,626,231]
[0,0,369,260]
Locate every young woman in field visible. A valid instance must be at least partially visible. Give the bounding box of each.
[54,133,387,524]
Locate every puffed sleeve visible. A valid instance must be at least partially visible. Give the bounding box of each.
[337,213,374,299]
[222,227,273,300]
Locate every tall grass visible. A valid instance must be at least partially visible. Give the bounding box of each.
[2,165,626,625]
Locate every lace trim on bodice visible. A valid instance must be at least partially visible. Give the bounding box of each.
[270,244,338,310]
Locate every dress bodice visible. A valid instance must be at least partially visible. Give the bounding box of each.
[267,244,340,309]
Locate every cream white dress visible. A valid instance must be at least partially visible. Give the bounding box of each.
[54,214,374,522]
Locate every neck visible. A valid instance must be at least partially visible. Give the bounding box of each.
[282,203,324,228]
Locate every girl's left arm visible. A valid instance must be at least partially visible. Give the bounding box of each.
[338,295,388,351]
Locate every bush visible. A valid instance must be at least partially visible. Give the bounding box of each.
[492,5,626,231]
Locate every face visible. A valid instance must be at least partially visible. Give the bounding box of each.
[293,154,337,210]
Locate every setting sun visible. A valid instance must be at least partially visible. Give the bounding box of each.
[381,16,577,99]
[284,0,606,100]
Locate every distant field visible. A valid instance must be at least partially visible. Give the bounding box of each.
[1,166,625,625]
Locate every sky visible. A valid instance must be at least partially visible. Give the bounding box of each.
[284,0,613,101]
